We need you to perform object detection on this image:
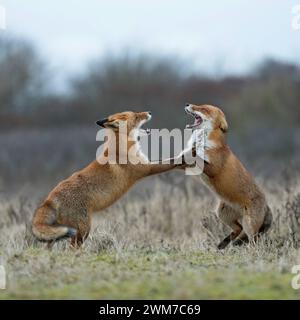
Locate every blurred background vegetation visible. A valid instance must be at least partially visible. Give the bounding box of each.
[0,35,299,189]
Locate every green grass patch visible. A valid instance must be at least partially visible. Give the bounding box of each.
[1,248,299,299]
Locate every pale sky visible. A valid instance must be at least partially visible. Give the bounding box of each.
[1,0,300,84]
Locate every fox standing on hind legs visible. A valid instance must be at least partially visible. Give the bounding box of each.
[32,111,178,247]
[182,104,272,249]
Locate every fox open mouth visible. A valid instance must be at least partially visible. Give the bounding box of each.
[185,109,203,129]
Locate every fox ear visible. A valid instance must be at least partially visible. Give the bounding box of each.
[219,116,228,133]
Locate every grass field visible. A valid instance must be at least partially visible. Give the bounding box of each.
[2,245,300,299]
[0,172,300,299]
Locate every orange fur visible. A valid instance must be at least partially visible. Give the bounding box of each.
[184,104,272,248]
[32,111,178,247]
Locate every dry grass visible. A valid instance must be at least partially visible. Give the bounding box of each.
[0,170,300,299]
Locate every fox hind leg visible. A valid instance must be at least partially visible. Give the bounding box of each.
[239,210,264,245]
[69,215,91,248]
[70,230,90,248]
[217,202,243,250]
[232,231,249,246]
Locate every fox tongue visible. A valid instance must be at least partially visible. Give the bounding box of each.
[194,115,203,126]
[186,117,202,128]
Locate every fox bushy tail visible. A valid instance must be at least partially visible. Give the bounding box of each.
[32,202,77,241]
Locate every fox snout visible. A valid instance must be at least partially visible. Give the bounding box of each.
[146,111,152,120]
[96,118,108,128]
[185,103,192,113]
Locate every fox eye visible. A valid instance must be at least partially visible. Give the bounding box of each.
[106,119,119,128]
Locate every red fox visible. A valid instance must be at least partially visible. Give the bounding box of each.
[32,111,178,247]
[183,104,272,249]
